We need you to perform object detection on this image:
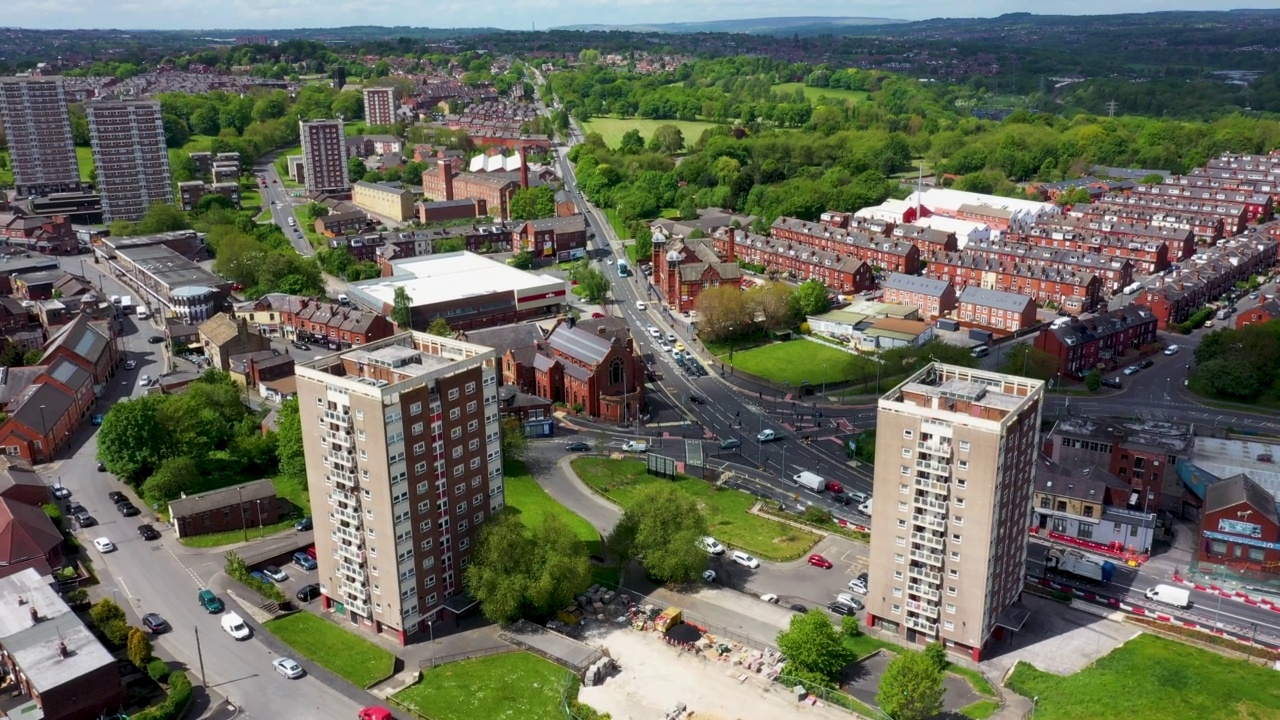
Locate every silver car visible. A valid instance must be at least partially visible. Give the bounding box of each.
[272,657,304,679]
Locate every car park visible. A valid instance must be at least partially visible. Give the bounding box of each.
[198,589,224,613]
[731,551,760,569]
[847,578,868,594]
[293,551,317,571]
[142,613,168,634]
[564,441,591,452]
[262,565,288,582]
[296,583,321,602]
[273,657,305,679]
[138,524,160,541]
[93,537,115,553]
[807,554,833,569]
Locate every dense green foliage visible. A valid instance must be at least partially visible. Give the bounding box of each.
[775,610,855,689]
[877,650,946,720]
[606,483,709,583]
[464,513,591,624]
[1190,320,1280,405]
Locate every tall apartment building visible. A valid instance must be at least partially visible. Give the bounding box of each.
[86,101,173,223]
[296,332,504,644]
[0,76,81,196]
[363,86,396,127]
[866,363,1044,661]
[300,119,350,195]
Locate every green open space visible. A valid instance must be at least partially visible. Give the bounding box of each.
[274,145,303,180]
[580,117,722,150]
[263,612,396,689]
[75,147,95,182]
[503,461,618,587]
[772,82,869,104]
[1006,633,1280,720]
[571,457,819,561]
[271,474,311,516]
[177,518,295,548]
[717,340,875,387]
[392,652,568,720]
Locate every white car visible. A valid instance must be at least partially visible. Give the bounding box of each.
[1163,345,1180,355]
[221,612,251,640]
[647,326,661,339]
[272,657,305,679]
[92,537,115,553]
[636,301,647,310]
[836,593,865,610]
[847,578,868,595]
[702,569,716,582]
[124,359,137,370]
[760,593,780,604]
[1122,365,1140,375]
[139,374,151,386]
[700,536,725,555]
[731,551,760,569]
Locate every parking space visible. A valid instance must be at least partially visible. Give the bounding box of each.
[254,551,321,604]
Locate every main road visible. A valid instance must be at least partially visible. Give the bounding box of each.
[44,259,364,720]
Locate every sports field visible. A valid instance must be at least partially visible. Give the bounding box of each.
[580,117,722,150]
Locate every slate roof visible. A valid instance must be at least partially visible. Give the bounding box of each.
[40,315,108,366]
[882,273,951,297]
[1045,305,1155,348]
[0,366,48,408]
[547,324,612,364]
[957,287,1035,313]
[10,383,75,434]
[0,499,62,569]
[0,458,46,501]
[464,323,545,366]
[198,313,242,346]
[1204,473,1278,525]
[167,478,276,519]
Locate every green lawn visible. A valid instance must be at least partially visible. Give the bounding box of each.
[177,518,296,548]
[772,82,869,104]
[504,460,618,587]
[75,147,95,182]
[0,152,11,187]
[571,457,819,561]
[1006,633,1280,720]
[719,340,876,387]
[272,474,311,516]
[393,652,568,720]
[264,612,396,689]
[960,699,1001,719]
[580,117,722,150]
[274,145,303,179]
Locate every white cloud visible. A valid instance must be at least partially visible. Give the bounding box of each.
[2,0,1233,30]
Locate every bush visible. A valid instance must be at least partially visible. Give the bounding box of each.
[802,506,832,525]
[128,626,154,667]
[64,588,89,606]
[131,670,193,720]
[146,659,171,684]
[224,550,286,603]
[101,619,131,647]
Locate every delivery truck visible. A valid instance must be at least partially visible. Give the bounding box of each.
[792,471,824,492]
[1044,547,1116,584]
[1144,584,1192,609]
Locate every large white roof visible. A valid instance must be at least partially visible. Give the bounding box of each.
[468,154,523,173]
[906,188,1057,216]
[348,251,562,308]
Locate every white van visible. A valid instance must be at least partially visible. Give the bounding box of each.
[221,612,251,639]
[136,307,150,320]
[1144,584,1191,609]
[971,346,989,358]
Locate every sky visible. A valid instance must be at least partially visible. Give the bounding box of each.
[0,0,1258,31]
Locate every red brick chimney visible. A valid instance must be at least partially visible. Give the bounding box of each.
[727,228,736,262]
[440,161,454,201]
[519,146,529,189]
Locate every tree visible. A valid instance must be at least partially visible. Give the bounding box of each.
[510,251,534,269]
[464,513,590,624]
[142,456,203,504]
[793,280,830,316]
[775,609,854,687]
[997,342,1060,381]
[746,282,797,331]
[90,598,126,628]
[391,286,412,328]
[1085,369,1102,392]
[526,515,592,616]
[575,266,610,304]
[509,186,556,221]
[608,483,708,583]
[96,394,169,481]
[500,417,528,462]
[196,194,235,213]
[694,285,753,343]
[633,227,653,264]
[923,641,948,673]
[127,626,154,668]
[877,650,946,720]
[427,317,452,337]
[650,124,685,154]
[618,129,645,154]
[840,615,860,639]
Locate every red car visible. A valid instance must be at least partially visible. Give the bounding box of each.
[306,545,317,559]
[825,480,844,494]
[807,554,833,569]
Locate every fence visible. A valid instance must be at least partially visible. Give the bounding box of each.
[501,619,606,676]
[418,643,516,669]
[775,673,880,719]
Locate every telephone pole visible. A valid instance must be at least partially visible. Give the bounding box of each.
[1105,100,1119,118]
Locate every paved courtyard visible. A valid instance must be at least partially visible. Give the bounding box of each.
[842,651,983,715]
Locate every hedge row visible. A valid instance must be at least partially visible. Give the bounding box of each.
[131,671,193,720]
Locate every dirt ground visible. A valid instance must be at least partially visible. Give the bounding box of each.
[577,625,853,720]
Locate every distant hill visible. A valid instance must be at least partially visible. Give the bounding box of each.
[554,16,905,35]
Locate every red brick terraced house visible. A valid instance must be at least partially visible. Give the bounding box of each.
[713,229,876,295]
[961,238,1134,295]
[923,251,1104,313]
[1197,474,1280,577]
[1137,232,1279,329]
[768,217,920,274]
[956,287,1038,335]
[1236,300,1280,330]
[0,212,77,254]
[1006,226,1170,276]
[879,273,956,321]
[1068,201,1227,244]
[1032,217,1196,263]
[889,224,958,254]
[1034,305,1159,378]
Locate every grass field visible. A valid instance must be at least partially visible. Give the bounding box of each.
[264,612,396,688]
[1006,633,1280,720]
[719,340,875,386]
[773,82,869,104]
[571,457,819,561]
[505,460,618,586]
[177,518,295,548]
[274,145,303,179]
[272,474,311,516]
[393,652,568,720]
[580,117,722,150]
[75,147,95,182]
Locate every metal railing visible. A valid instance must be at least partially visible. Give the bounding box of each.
[775,674,880,719]
[418,643,516,670]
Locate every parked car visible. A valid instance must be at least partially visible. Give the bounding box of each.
[142,613,168,634]
[1122,365,1140,375]
[836,593,865,610]
[273,657,305,679]
[847,578,868,595]
[139,374,151,386]
[138,524,160,541]
[1139,359,1154,369]
[108,491,126,504]
[296,583,321,602]
[1101,377,1123,390]
[91,414,104,426]
[827,601,854,616]
[97,461,106,472]
[250,570,270,584]
[295,517,312,531]
[788,604,807,613]
[760,593,780,604]
[262,565,288,582]
[198,589,224,613]
[807,554,833,569]
[124,359,137,370]
[731,551,760,569]
[564,441,591,452]
[92,537,115,553]
[702,569,717,583]
[293,551,317,571]
[52,486,71,500]
[700,536,725,555]
[117,502,140,517]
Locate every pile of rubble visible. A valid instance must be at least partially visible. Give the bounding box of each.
[581,655,617,687]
